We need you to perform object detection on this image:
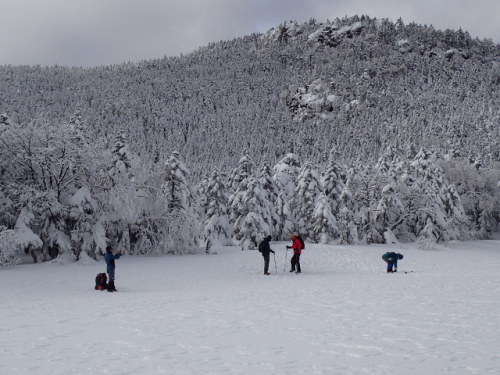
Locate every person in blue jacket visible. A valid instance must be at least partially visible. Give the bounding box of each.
[104,245,121,292]
[382,252,403,273]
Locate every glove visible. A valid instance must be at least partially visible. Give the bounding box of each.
[286,246,290,249]
[271,250,275,254]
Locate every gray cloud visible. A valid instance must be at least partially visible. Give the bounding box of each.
[1,0,498,67]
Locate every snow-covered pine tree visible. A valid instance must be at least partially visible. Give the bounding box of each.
[228,151,255,224]
[163,151,192,213]
[257,164,281,238]
[411,149,452,245]
[109,132,134,185]
[161,151,200,253]
[274,191,295,240]
[375,145,404,182]
[203,171,231,249]
[442,183,470,239]
[337,168,359,244]
[312,192,338,243]
[230,177,273,250]
[373,184,406,243]
[440,157,499,238]
[348,166,383,244]
[13,207,44,262]
[291,163,322,239]
[67,186,104,260]
[273,153,301,200]
[228,151,254,193]
[321,148,346,218]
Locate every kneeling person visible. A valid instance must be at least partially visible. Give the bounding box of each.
[382,252,403,273]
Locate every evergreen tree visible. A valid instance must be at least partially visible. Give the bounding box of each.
[109,132,133,185]
[257,164,281,237]
[411,149,451,244]
[228,151,254,193]
[292,163,322,239]
[338,168,359,244]
[273,153,301,200]
[373,184,406,243]
[274,191,295,240]
[230,177,273,250]
[162,151,192,213]
[203,172,231,248]
[312,193,338,243]
[321,149,346,218]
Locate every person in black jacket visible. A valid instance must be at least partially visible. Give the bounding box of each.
[258,235,275,275]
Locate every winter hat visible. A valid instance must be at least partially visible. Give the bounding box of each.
[398,253,404,259]
[266,235,272,241]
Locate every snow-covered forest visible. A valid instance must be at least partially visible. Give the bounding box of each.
[0,16,499,264]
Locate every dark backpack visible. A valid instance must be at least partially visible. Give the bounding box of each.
[95,273,108,290]
[297,236,305,250]
[258,241,265,253]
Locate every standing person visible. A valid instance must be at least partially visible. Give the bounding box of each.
[258,235,275,275]
[104,245,121,292]
[287,234,304,273]
[382,252,403,273]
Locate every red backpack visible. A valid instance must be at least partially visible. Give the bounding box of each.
[95,273,108,290]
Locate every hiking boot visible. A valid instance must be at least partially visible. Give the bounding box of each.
[296,271,301,274]
[264,272,270,275]
[289,269,295,272]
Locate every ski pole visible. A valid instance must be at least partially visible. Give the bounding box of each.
[273,252,277,273]
[284,247,288,273]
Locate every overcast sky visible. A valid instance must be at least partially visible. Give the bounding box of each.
[1,0,499,67]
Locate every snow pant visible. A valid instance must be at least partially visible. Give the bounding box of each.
[106,269,117,291]
[383,260,397,272]
[263,254,270,273]
[107,268,115,282]
[291,253,301,272]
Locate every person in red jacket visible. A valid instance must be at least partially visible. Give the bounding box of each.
[286,234,304,273]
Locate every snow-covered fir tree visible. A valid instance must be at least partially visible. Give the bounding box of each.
[109,132,134,185]
[163,151,192,213]
[273,153,301,200]
[274,191,295,240]
[228,151,255,193]
[292,163,322,239]
[312,193,338,244]
[373,184,406,243]
[410,149,455,245]
[202,171,231,249]
[321,148,346,218]
[257,164,281,238]
[230,177,274,250]
[337,168,359,244]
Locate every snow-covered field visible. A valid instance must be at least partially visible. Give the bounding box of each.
[1,237,499,375]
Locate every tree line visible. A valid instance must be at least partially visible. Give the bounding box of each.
[0,117,498,265]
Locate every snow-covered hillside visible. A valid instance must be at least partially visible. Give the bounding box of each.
[2,238,499,375]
